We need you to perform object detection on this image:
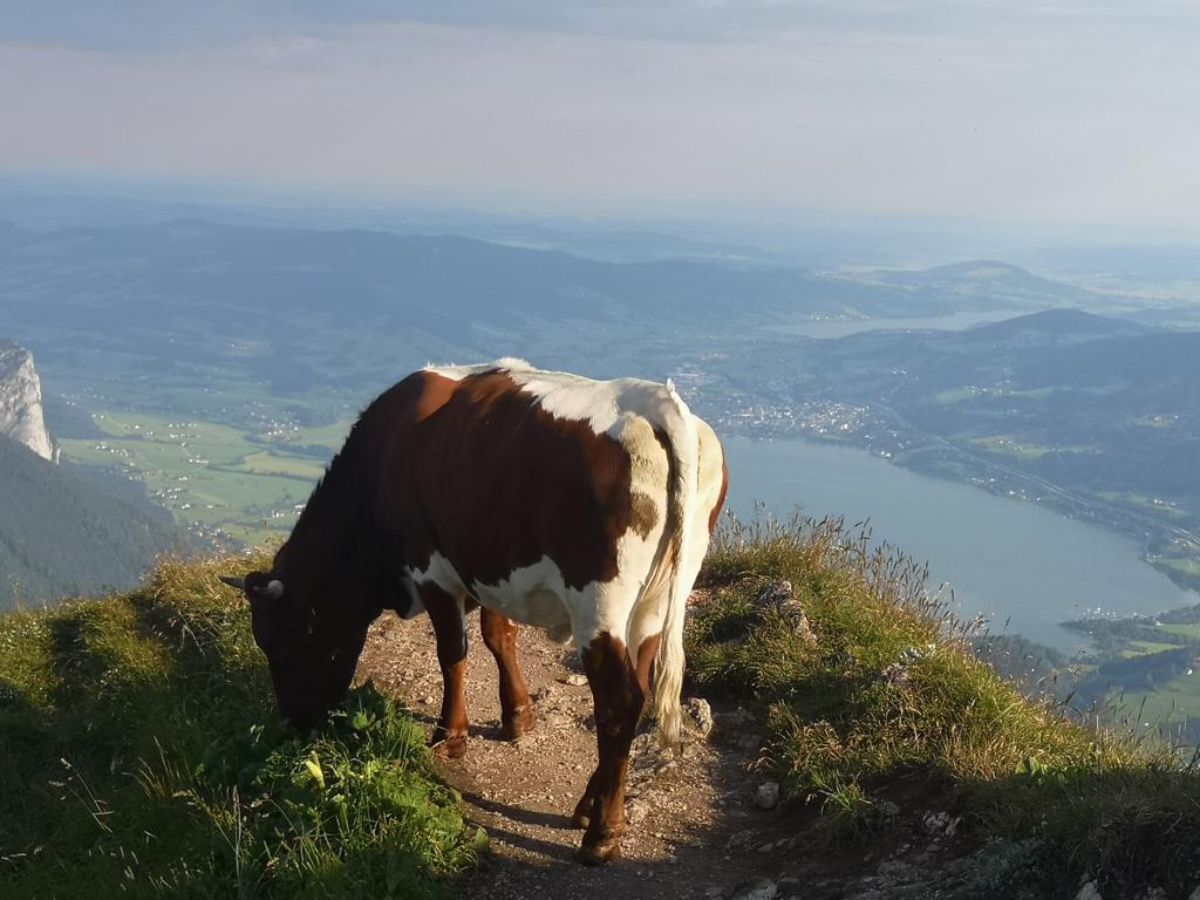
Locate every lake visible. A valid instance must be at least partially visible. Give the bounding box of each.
[766,311,1016,339]
[722,435,1199,650]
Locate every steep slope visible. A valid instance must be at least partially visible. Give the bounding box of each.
[0,340,54,461]
[0,434,183,608]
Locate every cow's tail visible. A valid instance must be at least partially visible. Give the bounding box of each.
[653,379,699,748]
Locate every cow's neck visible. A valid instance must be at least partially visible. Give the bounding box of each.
[275,425,382,626]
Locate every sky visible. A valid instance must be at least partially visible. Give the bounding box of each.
[2,1,1199,234]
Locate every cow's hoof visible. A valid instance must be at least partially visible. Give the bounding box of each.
[432,732,469,759]
[501,707,536,741]
[576,834,621,866]
[570,809,590,830]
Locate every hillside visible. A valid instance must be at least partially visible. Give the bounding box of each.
[0,434,184,609]
[3,524,1199,898]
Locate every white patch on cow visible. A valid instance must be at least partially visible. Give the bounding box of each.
[507,368,686,440]
[425,358,532,383]
[408,551,469,597]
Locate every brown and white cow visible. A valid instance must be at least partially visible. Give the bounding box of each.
[221,359,727,863]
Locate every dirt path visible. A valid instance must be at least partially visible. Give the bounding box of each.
[355,607,970,900]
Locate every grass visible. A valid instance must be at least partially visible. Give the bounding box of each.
[686,514,1200,897]
[0,555,479,899]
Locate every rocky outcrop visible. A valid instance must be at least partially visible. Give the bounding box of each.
[0,340,55,462]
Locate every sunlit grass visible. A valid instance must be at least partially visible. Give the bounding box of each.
[0,554,478,899]
[688,513,1200,896]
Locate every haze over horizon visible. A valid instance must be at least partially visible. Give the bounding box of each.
[3,1,1199,240]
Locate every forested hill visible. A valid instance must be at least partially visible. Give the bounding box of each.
[0,434,185,608]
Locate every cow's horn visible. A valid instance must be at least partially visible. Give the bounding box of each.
[219,575,245,590]
[262,579,285,600]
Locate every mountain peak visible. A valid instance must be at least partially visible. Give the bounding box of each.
[0,341,56,462]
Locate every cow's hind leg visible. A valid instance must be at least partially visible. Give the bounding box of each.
[480,607,535,740]
[574,632,644,865]
[423,585,471,759]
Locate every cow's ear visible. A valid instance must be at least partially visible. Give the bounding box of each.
[219,575,245,591]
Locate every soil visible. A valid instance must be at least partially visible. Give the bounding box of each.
[355,602,973,900]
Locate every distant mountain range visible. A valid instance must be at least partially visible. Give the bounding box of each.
[0,220,1108,343]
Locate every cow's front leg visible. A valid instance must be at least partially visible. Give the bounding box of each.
[423,585,470,759]
[480,607,535,740]
[575,632,644,865]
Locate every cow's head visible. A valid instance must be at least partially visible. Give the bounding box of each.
[220,570,362,731]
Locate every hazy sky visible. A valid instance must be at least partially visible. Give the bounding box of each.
[2,2,1199,232]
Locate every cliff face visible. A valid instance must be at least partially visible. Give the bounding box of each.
[0,340,55,462]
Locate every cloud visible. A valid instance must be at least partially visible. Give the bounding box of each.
[1,4,1198,231]
[5,1,1199,52]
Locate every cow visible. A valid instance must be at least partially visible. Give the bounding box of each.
[220,358,728,864]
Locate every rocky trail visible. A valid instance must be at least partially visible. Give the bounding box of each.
[356,602,979,900]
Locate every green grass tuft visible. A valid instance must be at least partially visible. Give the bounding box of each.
[0,555,477,899]
[689,514,1200,897]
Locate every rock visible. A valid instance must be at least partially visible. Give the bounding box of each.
[879,800,901,819]
[626,800,648,824]
[1075,881,1102,900]
[922,810,960,837]
[727,706,754,727]
[754,781,781,809]
[882,663,910,686]
[1189,888,1200,900]
[0,342,55,462]
[728,877,778,900]
[725,829,756,851]
[684,697,715,738]
[560,673,588,687]
[754,580,817,643]
[755,580,794,608]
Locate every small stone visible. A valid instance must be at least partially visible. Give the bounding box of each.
[755,580,794,608]
[879,800,900,819]
[737,733,760,752]
[728,877,778,900]
[754,781,781,809]
[1075,881,1102,900]
[725,829,755,850]
[626,800,648,824]
[421,695,435,705]
[882,663,910,686]
[922,810,960,836]
[727,706,754,726]
[560,673,588,687]
[685,697,715,738]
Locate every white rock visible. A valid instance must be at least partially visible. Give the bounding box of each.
[0,342,54,461]
[754,781,781,809]
[561,673,588,687]
[1075,881,1102,900]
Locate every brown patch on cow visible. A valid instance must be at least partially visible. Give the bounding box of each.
[377,370,641,591]
[709,455,730,533]
[629,491,658,539]
[421,582,471,758]
[412,370,463,421]
[480,607,534,740]
[574,632,645,863]
[634,631,662,694]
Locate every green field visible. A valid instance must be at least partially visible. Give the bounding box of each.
[58,411,348,546]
